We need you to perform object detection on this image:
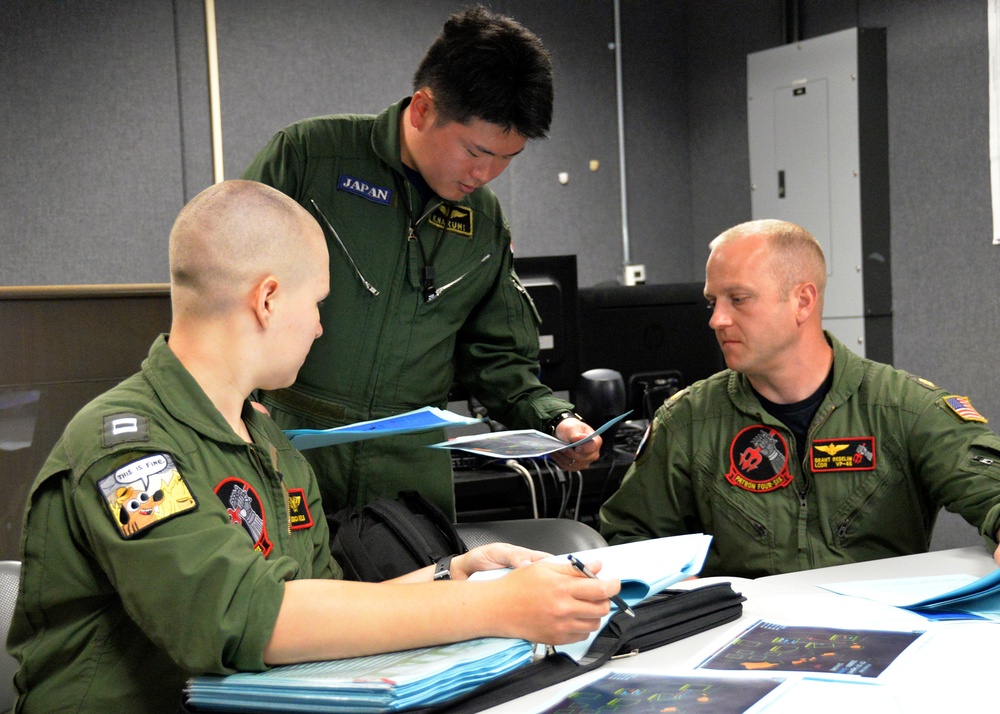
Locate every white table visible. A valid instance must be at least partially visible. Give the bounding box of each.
[481,547,999,713]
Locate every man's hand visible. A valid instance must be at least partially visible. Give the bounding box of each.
[550,417,602,471]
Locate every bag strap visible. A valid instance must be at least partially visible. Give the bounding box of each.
[328,510,387,582]
[366,497,443,565]
[398,490,467,554]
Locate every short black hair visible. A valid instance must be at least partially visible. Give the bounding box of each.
[413,5,553,139]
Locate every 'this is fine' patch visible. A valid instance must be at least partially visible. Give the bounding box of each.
[97,453,197,539]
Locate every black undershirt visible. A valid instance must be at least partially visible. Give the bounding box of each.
[752,366,834,462]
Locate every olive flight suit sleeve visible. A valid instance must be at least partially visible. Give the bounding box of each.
[68,448,299,674]
[600,396,702,544]
[453,243,574,431]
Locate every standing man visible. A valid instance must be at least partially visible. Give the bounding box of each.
[7,180,617,714]
[600,219,1000,577]
[242,5,600,519]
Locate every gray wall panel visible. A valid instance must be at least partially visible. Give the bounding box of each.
[0,0,186,285]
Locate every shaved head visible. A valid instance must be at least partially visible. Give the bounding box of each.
[709,219,827,301]
[169,180,323,318]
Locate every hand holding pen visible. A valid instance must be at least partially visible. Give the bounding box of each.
[568,554,635,617]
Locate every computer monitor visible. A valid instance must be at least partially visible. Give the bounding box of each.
[577,282,725,420]
[513,255,580,394]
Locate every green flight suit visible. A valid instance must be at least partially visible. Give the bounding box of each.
[7,336,338,714]
[242,97,573,519]
[600,334,1000,578]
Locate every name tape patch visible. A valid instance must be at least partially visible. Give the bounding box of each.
[428,204,473,236]
[286,487,314,531]
[811,437,876,473]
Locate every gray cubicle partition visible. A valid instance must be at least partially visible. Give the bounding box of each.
[0,285,173,560]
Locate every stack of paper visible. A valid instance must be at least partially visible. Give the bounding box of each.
[819,568,1000,621]
[185,637,533,712]
[283,406,484,450]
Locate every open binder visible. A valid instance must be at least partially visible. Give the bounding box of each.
[412,581,746,713]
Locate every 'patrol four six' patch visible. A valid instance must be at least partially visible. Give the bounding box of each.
[811,437,876,472]
[726,426,793,492]
[97,453,197,539]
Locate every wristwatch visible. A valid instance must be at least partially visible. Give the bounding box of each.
[547,411,582,436]
[433,555,454,581]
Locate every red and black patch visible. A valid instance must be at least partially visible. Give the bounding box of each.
[811,437,876,473]
[286,488,314,531]
[726,425,793,492]
[214,477,273,557]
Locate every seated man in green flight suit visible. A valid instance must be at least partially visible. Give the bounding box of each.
[7,180,619,714]
[600,219,1000,578]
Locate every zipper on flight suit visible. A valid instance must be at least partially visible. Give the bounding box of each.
[249,445,292,538]
[424,253,492,301]
[310,199,380,296]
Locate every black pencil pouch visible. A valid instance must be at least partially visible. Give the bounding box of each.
[419,581,746,713]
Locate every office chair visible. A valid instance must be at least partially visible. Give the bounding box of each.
[455,518,607,554]
[0,560,21,713]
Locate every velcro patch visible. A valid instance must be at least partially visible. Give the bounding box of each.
[286,488,314,531]
[102,413,149,447]
[907,374,938,390]
[726,425,793,492]
[943,395,988,423]
[337,174,392,205]
[811,437,876,472]
[96,453,197,539]
[428,204,473,236]
[215,477,273,557]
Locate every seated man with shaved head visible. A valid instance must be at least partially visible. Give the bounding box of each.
[600,219,1000,578]
[7,180,618,714]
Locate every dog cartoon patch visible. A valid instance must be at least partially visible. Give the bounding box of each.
[97,453,197,539]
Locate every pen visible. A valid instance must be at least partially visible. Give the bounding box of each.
[567,554,636,618]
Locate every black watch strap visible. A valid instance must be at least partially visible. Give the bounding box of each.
[547,411,582,436]
[433,555,454,581]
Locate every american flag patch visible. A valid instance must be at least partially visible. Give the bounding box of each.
[943,395,988,423]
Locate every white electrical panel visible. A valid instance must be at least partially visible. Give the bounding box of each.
[747,28,891,361]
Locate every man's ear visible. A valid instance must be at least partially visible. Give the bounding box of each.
[251,275,280,329]
[794,282,819,324]
[409,89,434,129]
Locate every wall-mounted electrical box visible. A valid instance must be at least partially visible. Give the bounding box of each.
[748,27,891,362]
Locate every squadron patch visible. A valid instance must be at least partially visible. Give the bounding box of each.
[943,395,988,423]
[337,173,392,205]
[727,425,793,492]
[97,453,197,539]
[286,488,314,531]
[811,437,876,472]
[215,477,273,557]
[428,204,473,236]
